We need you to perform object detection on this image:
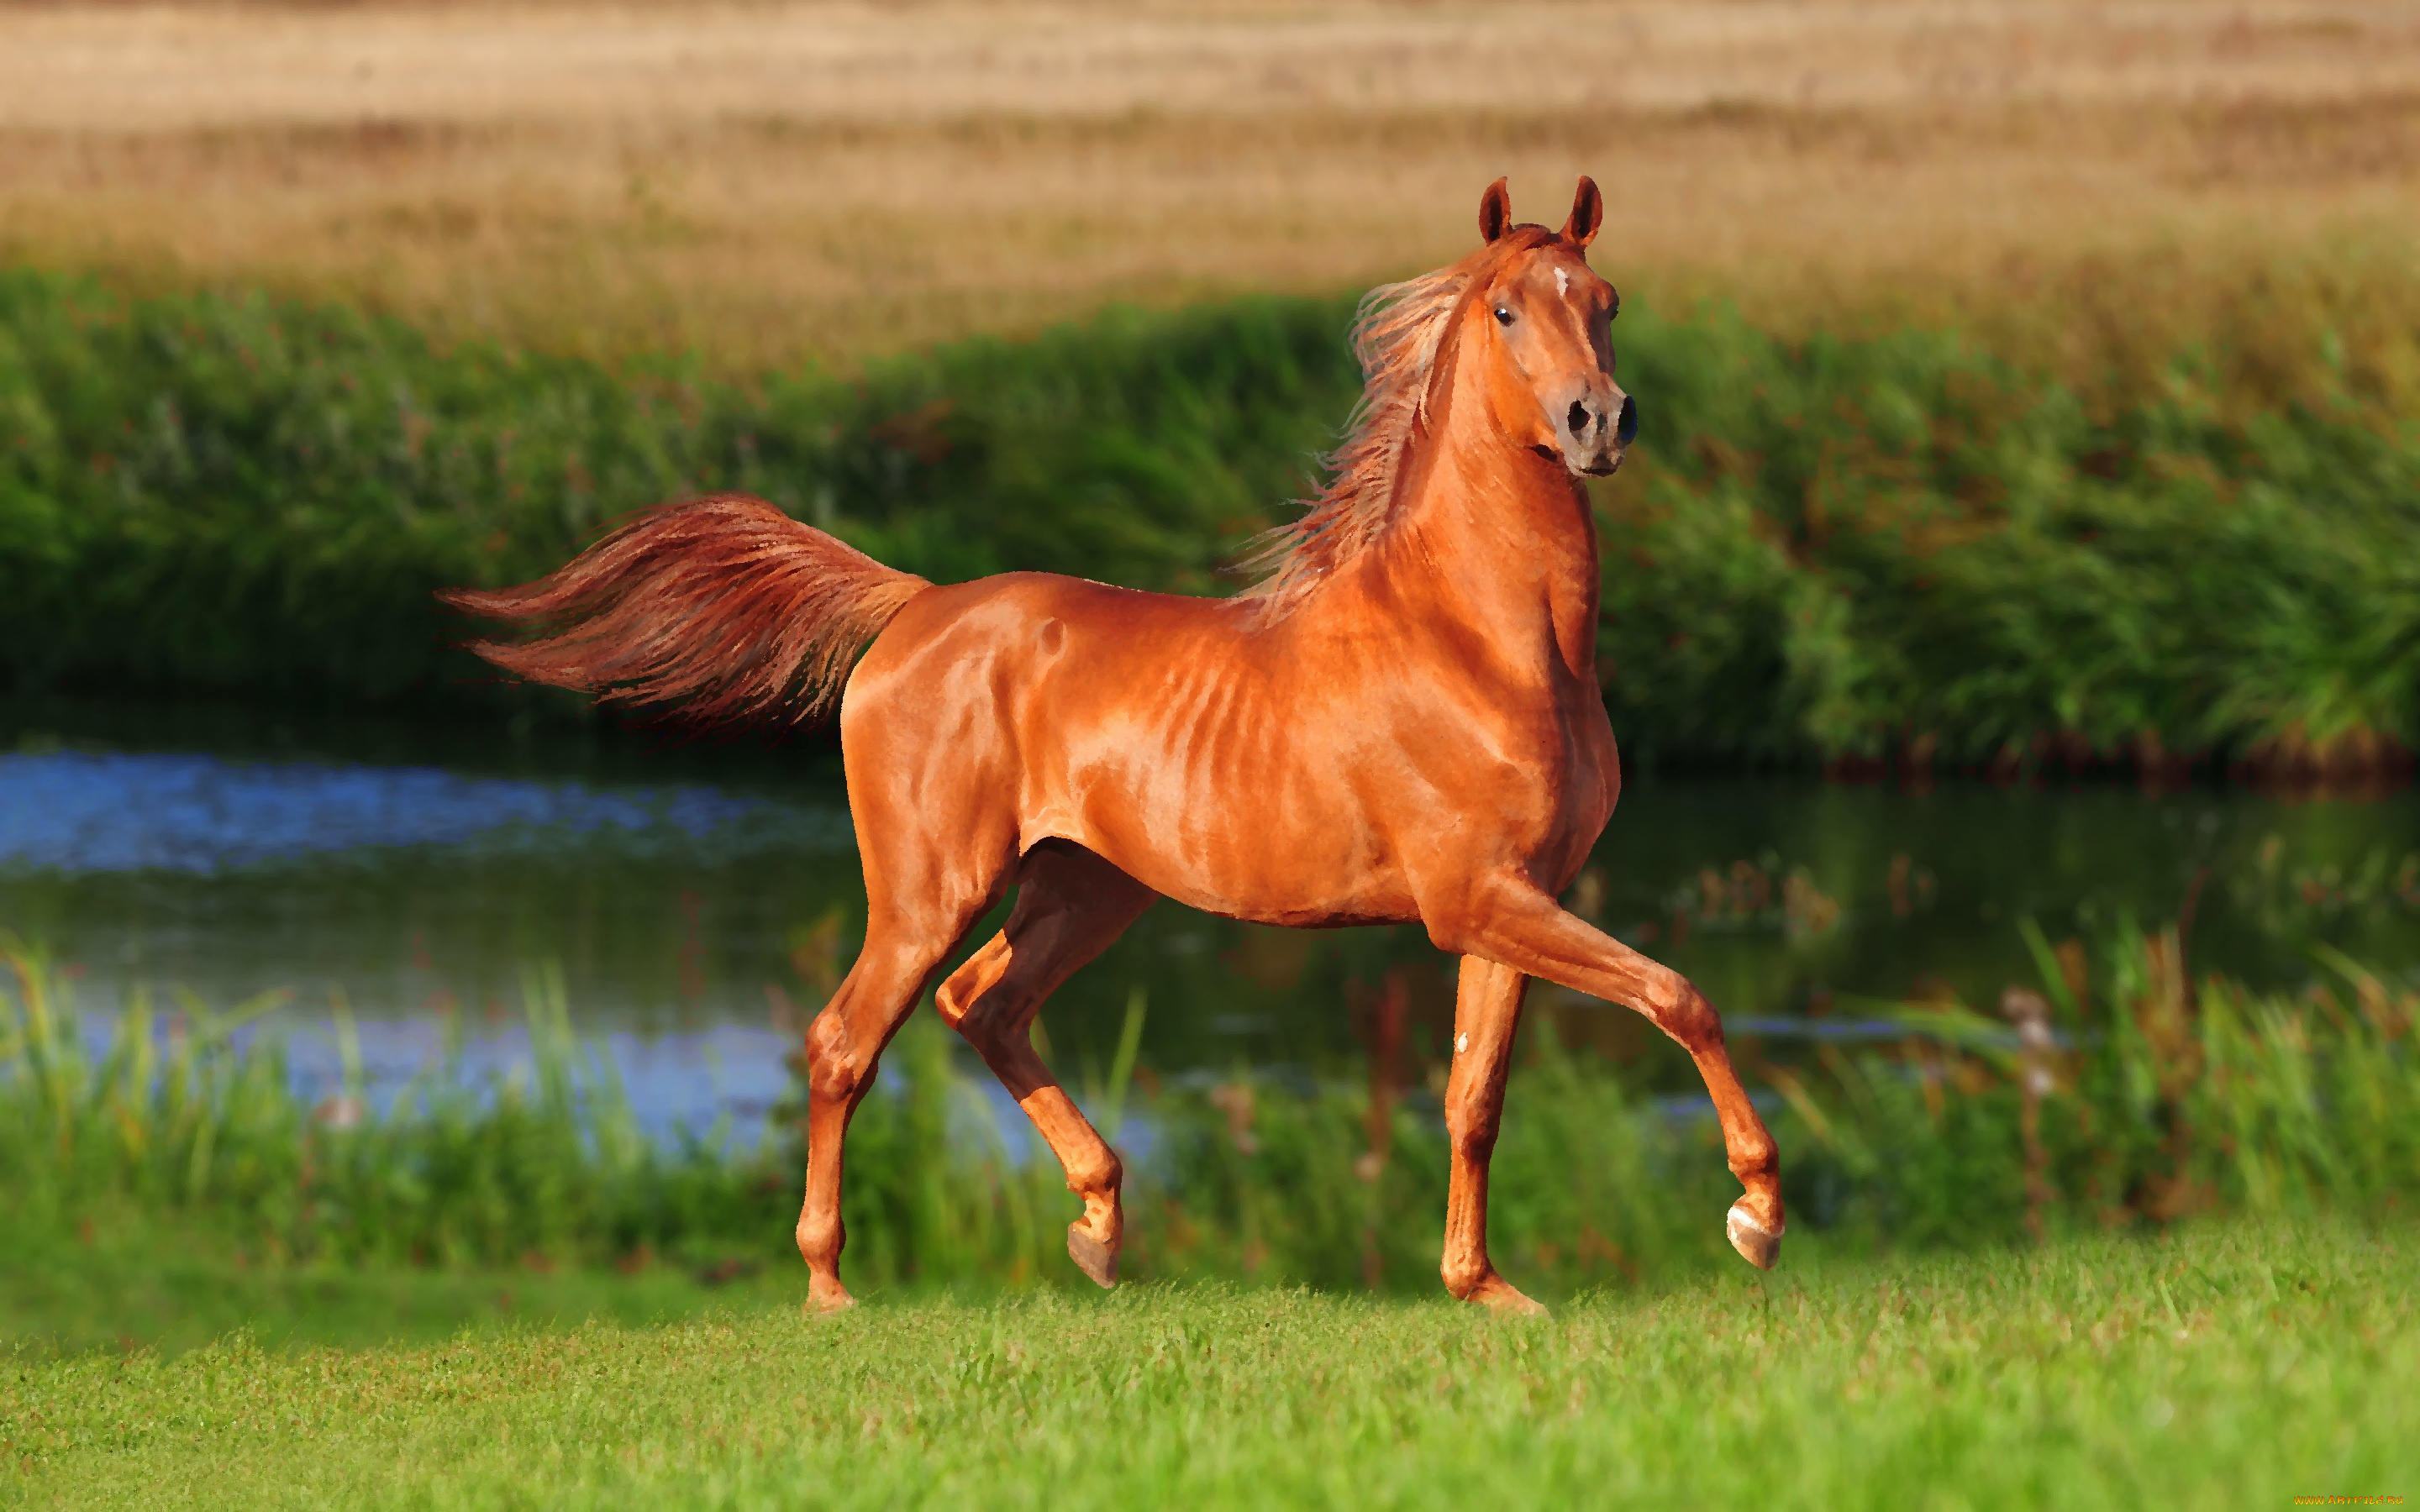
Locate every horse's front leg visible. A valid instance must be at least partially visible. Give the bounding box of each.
[1440,955,1547,1314]
[1441,880,1785,1271]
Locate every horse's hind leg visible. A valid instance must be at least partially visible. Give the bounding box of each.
[934,842,1155,1288]
[797,879,1005,1314]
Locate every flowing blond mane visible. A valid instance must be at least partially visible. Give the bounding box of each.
[1237,260,1478,609]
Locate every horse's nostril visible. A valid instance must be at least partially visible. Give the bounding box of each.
[1567,400,1592,435]
[1615,394,1638,445]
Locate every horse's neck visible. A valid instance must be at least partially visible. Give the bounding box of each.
[1367,328,1602,685]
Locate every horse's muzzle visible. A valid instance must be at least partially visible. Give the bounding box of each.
[1561,391,1634,476]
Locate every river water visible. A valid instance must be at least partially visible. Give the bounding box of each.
[4,702,2416,1140]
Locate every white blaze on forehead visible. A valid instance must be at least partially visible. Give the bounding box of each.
[1555,267,1569,297]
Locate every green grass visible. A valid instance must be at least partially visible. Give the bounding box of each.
[0,1221,787,1358]
[5,1217,2415,1509]
[6,257,2419,769]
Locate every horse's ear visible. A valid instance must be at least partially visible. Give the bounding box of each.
[1562,176,1603,249]
[1478,178,1513,244]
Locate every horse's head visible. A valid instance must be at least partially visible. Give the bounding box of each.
[1467,176,1634,477]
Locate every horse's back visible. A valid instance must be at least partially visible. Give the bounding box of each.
[838,568,1276,815]
[846,571,1258,705]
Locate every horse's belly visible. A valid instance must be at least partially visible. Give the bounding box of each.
[1116,832,1420,929]
[1028,744,1418,927]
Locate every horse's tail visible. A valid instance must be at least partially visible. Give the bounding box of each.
[439,493,930,727]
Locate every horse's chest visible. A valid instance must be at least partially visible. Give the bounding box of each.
[1539,706,1619,834]
[1452,693,1618,848]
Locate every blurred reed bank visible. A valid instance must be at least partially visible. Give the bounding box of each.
[6,2,2418,771]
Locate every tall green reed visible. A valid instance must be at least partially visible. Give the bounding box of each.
[0,938,784,1269]
[5,926,2412,1295]
[1765,917,2420,1245]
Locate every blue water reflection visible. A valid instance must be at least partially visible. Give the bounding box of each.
[7,731,2419,1145]
[0,750,836,874]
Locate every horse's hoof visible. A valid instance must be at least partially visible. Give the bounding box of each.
[1455,1271,1549,1316]
[804,1278,858,1316]
[1067,1225,1119,1289]
[1727,1202,1783,1270]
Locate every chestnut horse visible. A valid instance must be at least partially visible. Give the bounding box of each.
[445,177,1783,1314]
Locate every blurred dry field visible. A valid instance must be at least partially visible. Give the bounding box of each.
[3,0,2419,369]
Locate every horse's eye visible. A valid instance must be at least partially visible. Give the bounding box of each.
[1494,307,1514,327]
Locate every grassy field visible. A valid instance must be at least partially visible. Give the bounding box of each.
[0,1221,783,1358]
[6,1217,2417,1508]
[3,2,2417,369]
